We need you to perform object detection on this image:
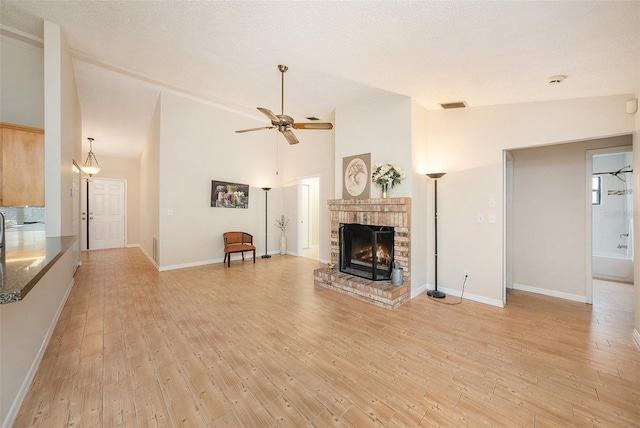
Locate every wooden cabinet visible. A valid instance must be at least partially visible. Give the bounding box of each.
[0,123,45,207]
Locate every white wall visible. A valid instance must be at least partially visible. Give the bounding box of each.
[44,21,82,237]
[0,34,44,128]
[0,249,74,427]
[410,100,429,294]
[0,21,79,428]
[511,136,632,301]
[335,96,430,290]
[153,91,336,268]
[157,92,282,268]
[425,95,636,306]
[139,96,161,263]
[335,97,413,199]
[280,132,334,261]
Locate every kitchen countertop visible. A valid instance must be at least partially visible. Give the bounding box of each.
[0,224,75,304]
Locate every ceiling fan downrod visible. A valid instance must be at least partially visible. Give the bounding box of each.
[278,64,288,115]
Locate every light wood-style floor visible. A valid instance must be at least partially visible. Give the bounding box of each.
[14,248,640,427]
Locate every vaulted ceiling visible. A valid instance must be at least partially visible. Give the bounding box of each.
[1,1,639,159]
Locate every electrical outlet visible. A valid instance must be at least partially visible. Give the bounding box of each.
[464,269,471,279]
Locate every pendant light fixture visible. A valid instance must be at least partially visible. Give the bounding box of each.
[81,137,101,177]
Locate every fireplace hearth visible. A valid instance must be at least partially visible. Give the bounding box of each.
[313,197,411,309]
[340,224,394,280]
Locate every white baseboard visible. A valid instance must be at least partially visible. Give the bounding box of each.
[159,258,219,272]
[159,252,277,272]
[3,277,75,428]
[513,283,586,303]
[633,329,640,348]
[425,283,504,308]
[126,243,140,248]
[411,283,428,299]
[138,246,159,270]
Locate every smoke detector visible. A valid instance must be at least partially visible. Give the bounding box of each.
[547,75,567,85]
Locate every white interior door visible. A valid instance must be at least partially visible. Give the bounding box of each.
[88,178,126,250]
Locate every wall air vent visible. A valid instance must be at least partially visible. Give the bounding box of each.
[440,101,468,109]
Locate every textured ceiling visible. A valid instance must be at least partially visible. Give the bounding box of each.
[1,1,639,159]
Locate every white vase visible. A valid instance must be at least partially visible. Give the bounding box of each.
[279,233,286,255]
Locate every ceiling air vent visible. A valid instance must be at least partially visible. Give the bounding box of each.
[440,101,468,109]
[306,116,320,121]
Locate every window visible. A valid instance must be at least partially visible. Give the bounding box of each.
[592,176,602,205]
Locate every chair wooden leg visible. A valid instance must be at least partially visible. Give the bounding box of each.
[227,253,231,267]
[252,249,255,263]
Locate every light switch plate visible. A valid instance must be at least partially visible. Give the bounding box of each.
[477,213,484,223]
[488,198,496,208]
[488,213,496,224]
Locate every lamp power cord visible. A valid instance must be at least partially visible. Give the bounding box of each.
[428,274,467,305]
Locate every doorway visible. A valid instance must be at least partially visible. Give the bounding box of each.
[505,135,633,306]
[503,150,513,306]
[587,146,633,303]
[298,176,320,260]
[82,178,127,250]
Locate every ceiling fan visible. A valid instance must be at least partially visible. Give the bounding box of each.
[235,64,333,145]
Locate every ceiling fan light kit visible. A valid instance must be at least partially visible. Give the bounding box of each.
[236,65,333,144]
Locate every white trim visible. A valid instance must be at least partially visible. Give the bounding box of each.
[586,149,594,304]
[139,245,159,270]
[126,243,141,248]
[2,277,75,428]
[633,329,640,348]
[411,283,428,299]
[513,282,586,303]
[425,283,504,308]
[159,258,219,272]
[70,50,260,122]
[157,251,275,272]
[0,24,44,47]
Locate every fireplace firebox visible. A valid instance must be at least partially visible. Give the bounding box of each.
[339,224,394,280]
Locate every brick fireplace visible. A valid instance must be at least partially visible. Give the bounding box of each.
[313,197,411,309]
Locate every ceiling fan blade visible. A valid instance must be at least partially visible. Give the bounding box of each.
[281,129,299,145]
[292,122,334,130]
[257,107,280,123]
[235,126,275,133]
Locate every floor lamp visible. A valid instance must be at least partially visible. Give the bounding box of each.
[426,173,446,298]
[261,187,272,259]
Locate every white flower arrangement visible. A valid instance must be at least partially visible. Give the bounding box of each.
[371,162,405,189]
[275,214,289,232]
